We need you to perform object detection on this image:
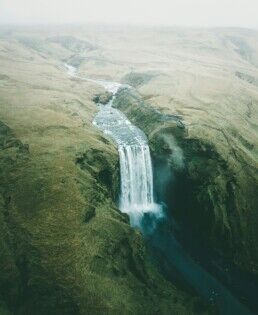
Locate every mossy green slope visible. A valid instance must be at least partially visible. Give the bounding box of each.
[0,32,212,314]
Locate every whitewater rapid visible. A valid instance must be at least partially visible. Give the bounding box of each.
[65,64,163,228]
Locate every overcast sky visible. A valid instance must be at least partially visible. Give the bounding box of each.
[0,0,258,28]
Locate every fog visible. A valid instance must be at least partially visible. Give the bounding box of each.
[0,0,258,28]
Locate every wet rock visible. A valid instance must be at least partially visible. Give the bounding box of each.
[75,148,120,202]
[93,91,113,105]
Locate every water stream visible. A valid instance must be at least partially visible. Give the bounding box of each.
[65,63,253,315]
[93,96,164,228]
[66,63,163,228]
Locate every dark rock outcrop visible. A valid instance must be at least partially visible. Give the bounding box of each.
[93,91,113,105]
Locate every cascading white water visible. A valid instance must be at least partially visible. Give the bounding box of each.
[65,64,163,229]
[119,145,154,208]
[118,145,162,227]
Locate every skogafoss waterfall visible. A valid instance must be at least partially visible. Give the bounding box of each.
[92,88,163,229]
[119,145,154,210]
[119,144,162,227]
[65,63,163,228]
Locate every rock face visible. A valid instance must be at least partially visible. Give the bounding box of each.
[113,87,258,280]
[0,29,214,314]
[93,91,113,105]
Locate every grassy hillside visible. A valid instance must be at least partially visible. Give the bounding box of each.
[0,27,213,314]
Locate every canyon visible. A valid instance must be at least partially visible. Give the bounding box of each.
[0,25,257,314]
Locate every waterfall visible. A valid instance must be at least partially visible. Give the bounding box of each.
[92,100,164,229]
[118,145,162,227]
[65,63,163,229]
[91,89,163,229]
[119,145,154,207]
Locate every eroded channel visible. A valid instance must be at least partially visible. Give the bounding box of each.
[65,63,254,315]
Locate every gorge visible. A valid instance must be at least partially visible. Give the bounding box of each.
[0,26,258,315]
[65,64,255,314]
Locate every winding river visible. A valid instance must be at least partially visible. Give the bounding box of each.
[65,63,253,315]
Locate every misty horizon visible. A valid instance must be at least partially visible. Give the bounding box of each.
[1,0,258,29]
